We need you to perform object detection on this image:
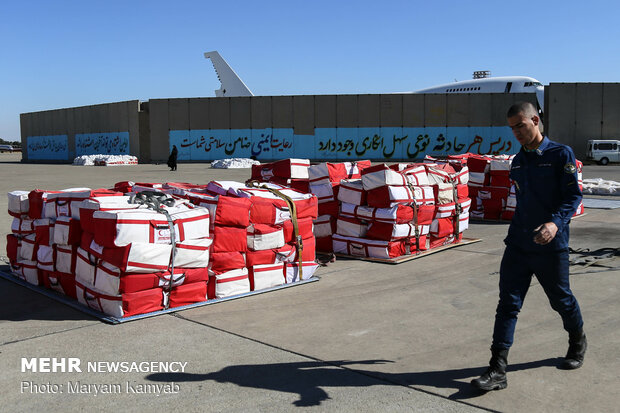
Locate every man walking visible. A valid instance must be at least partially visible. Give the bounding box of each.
[471,102,586,391]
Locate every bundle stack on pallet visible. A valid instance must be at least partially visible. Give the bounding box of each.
[307,161,371,252]
[7,191,37,285]
[183,180,319,297]
[463,155,514,220]
[420,161,471,248]
[330,162,471,260]
[250,158,311,193]
[442,153,586,221]
[7,187,123,290]
[5,179,322,319]
[6,186,213,318]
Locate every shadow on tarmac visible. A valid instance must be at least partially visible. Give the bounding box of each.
[147,357,562,407]
[0,277,96,322]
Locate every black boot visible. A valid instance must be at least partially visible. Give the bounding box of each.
[560,329,587,370]
[471,348,509,391]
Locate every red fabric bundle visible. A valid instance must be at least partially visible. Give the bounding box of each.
[490,175,512,187]
[212,225,247,253]
[42,271,77,299]
[6,234,20,263]
[315,235,333,252]
[209,251,246,273]
[282,216,314,242]
[466,156,489,173]
[430,217,455,238]
[245,244,295,267]
[168,281,208,308]
[215,196,251,227]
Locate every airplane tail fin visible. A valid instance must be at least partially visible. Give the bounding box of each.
[204,51,254,97]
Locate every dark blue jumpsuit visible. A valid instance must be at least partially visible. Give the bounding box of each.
[492,137,584,350]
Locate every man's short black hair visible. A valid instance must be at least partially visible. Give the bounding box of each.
[507,101,537,118]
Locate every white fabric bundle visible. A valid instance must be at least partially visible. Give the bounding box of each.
[213,268,251,298]
[313,215,335,238]
[247,224,285,251]
[336,217,368,238]
[468,172,486,187]
[250,263,285,291]
[366,222,430,241]
[92,204,209,247]
[8,190,30,216]
[174,238,213,268]
[362,167,427,190]
[19,234,37,261]
[11,260,40,285]
[340,203,416,224]
[309,182,337,203]
[337,179,366,206]
[285,261,319,283]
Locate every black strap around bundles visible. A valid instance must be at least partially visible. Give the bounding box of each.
[130,191,177,308]
[452,180,462,236]
[247,181,304,280]
[406,183,420,254]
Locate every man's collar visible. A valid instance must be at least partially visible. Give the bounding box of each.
[536,136,550,155]
[523,136,549,155]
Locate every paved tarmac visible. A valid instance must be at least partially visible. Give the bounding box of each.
[1,153,619,413]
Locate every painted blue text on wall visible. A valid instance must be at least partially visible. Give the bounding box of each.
[170,127,517,161]
[75,132,130,156]
[26,135,69,160]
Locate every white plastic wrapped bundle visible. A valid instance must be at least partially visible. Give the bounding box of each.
[582,178,620,195]
[211,158,261,169]
[72,154,138,166]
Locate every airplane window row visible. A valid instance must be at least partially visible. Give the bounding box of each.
[445,87,482,92]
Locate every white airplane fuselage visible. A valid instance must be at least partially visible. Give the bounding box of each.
[413,76,545,112]
[202,53,544,114]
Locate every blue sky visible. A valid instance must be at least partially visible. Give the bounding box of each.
[1,0,619,141]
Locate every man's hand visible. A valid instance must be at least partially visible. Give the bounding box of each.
[533,222,558,245]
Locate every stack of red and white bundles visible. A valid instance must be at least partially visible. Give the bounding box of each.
[332,163,437,259]
[501,158,584,219]
[189,184,253,299]
[187,180,319,299]
[79,187,212,317]
[308,160,371,252]
[7,190,38,285]
[468,155,512,220]
[457,154,509,220]
[423,162,472,248]
[7,185,213,318]
[7,187,122,291]
[463,153,584,221]
[249,158,311,193]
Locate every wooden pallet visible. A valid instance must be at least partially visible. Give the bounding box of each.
[334,237,482,264]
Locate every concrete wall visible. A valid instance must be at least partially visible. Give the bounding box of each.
[155,93,535,162]
[547,83,620,160]
[21,92,547,163]
[20,101,141,162]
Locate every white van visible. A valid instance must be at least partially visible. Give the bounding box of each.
[0,144,14,153]
[586,140,620,165]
